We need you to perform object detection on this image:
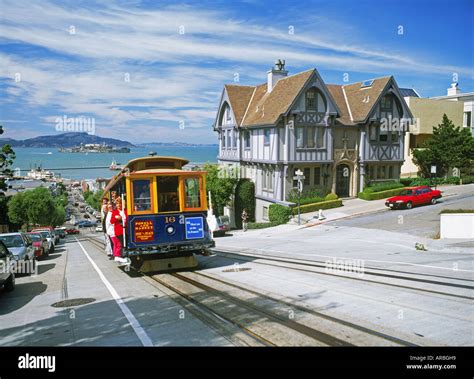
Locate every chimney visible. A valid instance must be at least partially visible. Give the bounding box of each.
[267,59,288,93]
[447,82,461,96]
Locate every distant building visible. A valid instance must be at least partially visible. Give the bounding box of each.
[401,96,464,177]
[213,61,412,222]
[431,83,474,136]
[401,83,472,177]
[3,179,54,197]
[95,178,109,191]
[26,167,55,180]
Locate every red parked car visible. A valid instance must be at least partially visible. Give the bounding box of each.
[27,232,49,258]
[385,186,442,210]
[65,228,80,235]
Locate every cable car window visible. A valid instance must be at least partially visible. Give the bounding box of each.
[185,177,201,208]
[157,176,180,212]
[133,179,151,211]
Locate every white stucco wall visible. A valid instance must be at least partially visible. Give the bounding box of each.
[440,213,474,239]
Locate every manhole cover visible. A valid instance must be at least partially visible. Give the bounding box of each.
[51,298,96,308]
[222,267,251,273]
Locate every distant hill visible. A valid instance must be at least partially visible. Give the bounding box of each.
[0,132,135,148]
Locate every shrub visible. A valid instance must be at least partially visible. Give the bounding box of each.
[268,204,292,225]
[364,182,405,193]
[287,187,324,203]
[358,188,406,200]
[291,199,343,215]
[234,179,255,228]
[299,196,325,205]
[439,209,474,214]
[325,193,338,201]
[461,175,474,184]
[444,176,461,185]
[409,176,460,186]
[400,178,415,186]
[247,221,280,229]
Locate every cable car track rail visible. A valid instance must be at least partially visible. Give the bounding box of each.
[209,249,473,301]
[81,235,421,346]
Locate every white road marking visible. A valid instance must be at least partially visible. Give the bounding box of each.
[75,238,154,346]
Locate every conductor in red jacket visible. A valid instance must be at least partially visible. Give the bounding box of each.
[110,197,128,263]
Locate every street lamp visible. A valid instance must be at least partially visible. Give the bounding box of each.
[293,169,305,225]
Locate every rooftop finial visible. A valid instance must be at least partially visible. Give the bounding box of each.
[275,59,285,71]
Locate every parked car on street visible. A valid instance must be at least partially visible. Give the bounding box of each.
[36,230,55,254]
[78,220,96,228]
[65,228,80,235]
[214,215,230,236]
[0,240,15,292]
[385,186,442,210]
[27,232,50,258]
[95,225,103,233]
[32,226,59,244]
[0,232,36,274]
[54,227,66,239]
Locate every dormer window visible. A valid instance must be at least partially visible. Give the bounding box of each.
[305,87,327,112]
[218,102,233,126]
[381,94,392,110]
[306,88,317,111]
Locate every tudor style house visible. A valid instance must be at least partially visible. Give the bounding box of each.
[213,61,413,222]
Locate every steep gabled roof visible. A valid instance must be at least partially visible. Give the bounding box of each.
[326,84,354,125]
[242,69,314,126]
[342,76,392,122]
[327,77,397,125]
[220,70,403,128]
[224,84,255,125]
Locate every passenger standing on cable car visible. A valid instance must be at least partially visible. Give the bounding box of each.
[110,197,128,263]
[105,202,115,260]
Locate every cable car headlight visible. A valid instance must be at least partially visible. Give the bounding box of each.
[166,225,175,235]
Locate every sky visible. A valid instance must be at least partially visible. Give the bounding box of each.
[0,0,473,144]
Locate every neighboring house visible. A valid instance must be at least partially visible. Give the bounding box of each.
[431,83,474,136]
[401,83,472,177]
[401,96,464,177]
[213,62,413,222]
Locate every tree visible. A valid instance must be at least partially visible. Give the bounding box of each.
[234,179,255,228]
[412,114,474,178]
[7,187,65,229]
[203,163,238,216]
[7,192,28,229]
[0,125,16,193]
[84,189,103,211]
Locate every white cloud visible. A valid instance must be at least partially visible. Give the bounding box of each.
[0,0,472,143]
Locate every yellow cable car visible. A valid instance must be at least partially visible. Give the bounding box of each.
[102,156,214,272]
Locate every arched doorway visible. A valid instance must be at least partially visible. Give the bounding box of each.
[336,164,351,198]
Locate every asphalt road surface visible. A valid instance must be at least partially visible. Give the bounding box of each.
[330,192,474,238]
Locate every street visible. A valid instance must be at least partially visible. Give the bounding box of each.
[0,185,472,347]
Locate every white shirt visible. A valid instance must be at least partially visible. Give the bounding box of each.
[105,212,115,237]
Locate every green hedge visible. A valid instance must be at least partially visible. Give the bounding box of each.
[440,209,474,214]
[291,199,343,215]
[325,193,338,201]
[399,178,414,186]
[364,182,405,193]
[247,221,280,229]
[269,204,292,224]
[358,187,406,201]
[461,175,474,184]
[299,196,325,205]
